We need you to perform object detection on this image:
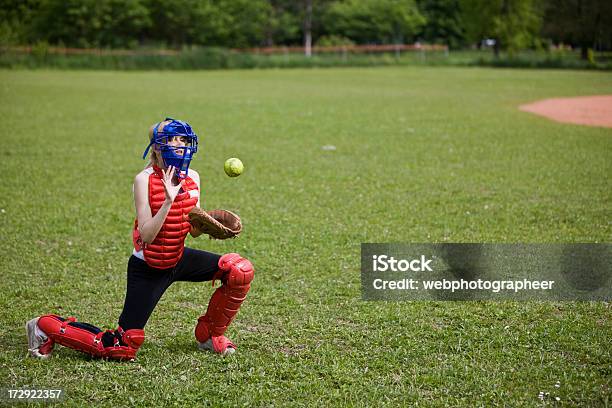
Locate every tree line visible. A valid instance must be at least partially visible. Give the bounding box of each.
[1,0,611,58]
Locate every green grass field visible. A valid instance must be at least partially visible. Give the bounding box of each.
[1,67,611,406]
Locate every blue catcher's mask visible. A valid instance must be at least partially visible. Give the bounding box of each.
[142,117,198,179]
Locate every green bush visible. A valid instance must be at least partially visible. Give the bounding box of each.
[0,47,610,71]
[316,35,355,47]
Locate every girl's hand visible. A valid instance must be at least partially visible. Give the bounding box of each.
[161,166,182,203]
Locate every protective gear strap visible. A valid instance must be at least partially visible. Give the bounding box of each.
[141,119,167,159]
[195,253,254,342]
[142,141,154,159]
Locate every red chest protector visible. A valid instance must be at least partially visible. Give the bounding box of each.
[133,166,199,269]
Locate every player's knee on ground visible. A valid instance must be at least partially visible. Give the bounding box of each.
[37,314,145,360]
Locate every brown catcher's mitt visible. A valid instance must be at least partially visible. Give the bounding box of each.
[188,207,242,240]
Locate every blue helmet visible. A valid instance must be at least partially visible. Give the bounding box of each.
[143,117,198,178]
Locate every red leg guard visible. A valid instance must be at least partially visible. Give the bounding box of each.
[37,314,145,361]
[195,253,254,343]
[38,315,106,357]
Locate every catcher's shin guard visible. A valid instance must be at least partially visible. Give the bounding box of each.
[36,314,145,360]
[195,253,254,346]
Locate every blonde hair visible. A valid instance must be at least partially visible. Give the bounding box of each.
[145,120,171,169]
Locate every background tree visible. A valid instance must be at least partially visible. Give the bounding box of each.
[269,0,335,56]
[144,0,225,47]
[265,0,301,46]
[5,0,611,54]
[324,0,426,44]
[416,0,465,48]
[542,0,612,59]
[215,0,272,48]
[0,0,42,45]
[31,0,150,48]
[460,0,542,56]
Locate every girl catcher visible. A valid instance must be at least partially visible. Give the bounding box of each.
[25,118,254,360]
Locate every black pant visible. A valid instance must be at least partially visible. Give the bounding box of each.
[118,248,221,330]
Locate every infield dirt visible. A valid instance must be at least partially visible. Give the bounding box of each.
[520,95,612,128]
